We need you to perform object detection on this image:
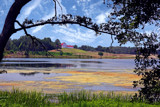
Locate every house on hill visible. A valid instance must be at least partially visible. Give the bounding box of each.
[61,42,74,48]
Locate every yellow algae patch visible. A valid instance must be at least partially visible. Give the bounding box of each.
[4,69,73,73]
[39,81,71,89]
[0,80,82,94]
[48,71,141,87]
[0,83,20,86]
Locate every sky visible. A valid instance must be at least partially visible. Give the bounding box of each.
[0,0,158,47]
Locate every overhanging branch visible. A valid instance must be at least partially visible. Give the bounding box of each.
[15,20,52,56]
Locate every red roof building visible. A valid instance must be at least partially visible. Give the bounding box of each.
[61,42,74,48]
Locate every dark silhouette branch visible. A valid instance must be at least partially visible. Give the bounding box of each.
[14,16,117,35]
[0,0,31,61]
[15,20,52,56]
[53,0,57,17]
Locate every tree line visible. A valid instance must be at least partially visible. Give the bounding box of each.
[5,36,61,52]
[76,45,136,54]
[5,36,136,54]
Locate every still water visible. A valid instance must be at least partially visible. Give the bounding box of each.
[0,58,138,93]
[1,58,135,71]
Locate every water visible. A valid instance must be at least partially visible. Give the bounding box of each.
[0,58,138,92]
[1,58,135,71]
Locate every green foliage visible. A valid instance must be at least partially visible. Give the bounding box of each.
[5,36,61,52]
[98,52,103,58]
[111,0,159,29]
[74,45,78,49]
[55,39,61,50]
[79,45,136,54]
[0,88,50,107]
[55,90,158,107]
[110,0,160,103]
[0,89,159,107]
[133,37,160,103]
[60,51,63,56]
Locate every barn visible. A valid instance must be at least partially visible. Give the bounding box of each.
[61,42,74,48]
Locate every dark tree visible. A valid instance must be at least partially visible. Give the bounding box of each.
[55,39,61,50]
[60,51,63,56]
[109,0,160,102]
[98,52,103,59]
[74,45,78,49]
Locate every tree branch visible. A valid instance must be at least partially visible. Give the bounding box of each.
[15,20,52,56]
[0,0,31,61]
[15,18,114,35]
[53,0,57,17]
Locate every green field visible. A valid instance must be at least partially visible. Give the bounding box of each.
[0,89,159,107]
[4,48,135,59]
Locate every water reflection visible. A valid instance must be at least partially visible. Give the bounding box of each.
[19,72,40,76]
[19,72,51,76]
[1,58,135,71]
[2,60,48,62]
[43,73,50,75]
[0,63,76,68]
[0,70,7,74]
[72,61,103,63]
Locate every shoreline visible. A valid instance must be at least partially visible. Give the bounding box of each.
[4,49,136,59]
[4,54,136,59]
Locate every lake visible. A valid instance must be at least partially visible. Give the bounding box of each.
[0,58,139,93]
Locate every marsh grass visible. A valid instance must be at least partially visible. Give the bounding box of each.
[55,90,159,107]
[0,88,50,107]
[0,89,159,107]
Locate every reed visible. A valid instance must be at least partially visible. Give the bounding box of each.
[0,89,159,107]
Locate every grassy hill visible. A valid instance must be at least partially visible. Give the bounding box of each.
[49,48,135,59]
[4,48,135,59]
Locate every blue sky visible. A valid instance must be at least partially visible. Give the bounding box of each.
[0,0,157,47]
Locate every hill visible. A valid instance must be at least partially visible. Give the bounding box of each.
[49,48,135,59]
[4,48,135,59]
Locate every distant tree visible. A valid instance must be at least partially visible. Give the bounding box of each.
[24,50,29,58]
[79,45,95,51]
[98,52,103,59]
[74,45,78,49]
[55,39,61,50]
[5,36,58,52]
[96,45,102,51]
[60,51,63,56]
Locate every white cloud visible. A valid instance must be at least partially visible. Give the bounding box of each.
[79,1,102,17]
[0,10,4,16]
[95,14,106,24]
[24,0,41,17]
[95,10,111,24]
[32,26,43,33]
[77,0,91,5]
[53,26,96,44]
[32,0,67,34]
[72,5,77,11]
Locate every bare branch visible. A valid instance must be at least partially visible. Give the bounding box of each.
[110,34,114,47]
[55,0,63,14]
[53,0,57,17]
[52,0,63,17]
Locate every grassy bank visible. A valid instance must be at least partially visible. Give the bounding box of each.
[4,48,135,59]
[0,89,159,107]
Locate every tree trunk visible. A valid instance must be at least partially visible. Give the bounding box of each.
[0,0,31,61]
